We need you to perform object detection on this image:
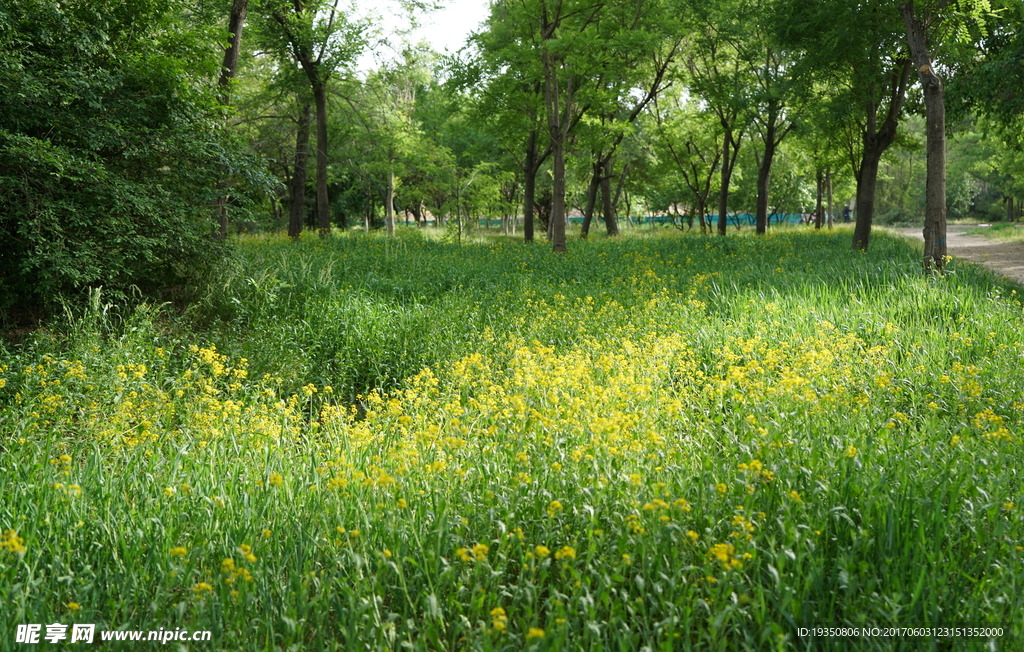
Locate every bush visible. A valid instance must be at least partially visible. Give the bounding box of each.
[0,0,268,315]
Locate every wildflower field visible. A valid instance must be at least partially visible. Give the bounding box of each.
[2,228,1023,650]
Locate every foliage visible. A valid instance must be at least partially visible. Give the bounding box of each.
[0,0,269,314]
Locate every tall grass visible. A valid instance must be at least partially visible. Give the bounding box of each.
[1,227,1022,650]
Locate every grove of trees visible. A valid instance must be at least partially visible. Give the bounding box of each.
[2,0,1023,311]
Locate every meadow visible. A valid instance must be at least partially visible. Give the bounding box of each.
[1,227,1023,650]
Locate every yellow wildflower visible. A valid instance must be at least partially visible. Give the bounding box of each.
[472,543,489,561]
[554,545,576,561]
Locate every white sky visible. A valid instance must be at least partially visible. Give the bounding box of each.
[352,0,490,71]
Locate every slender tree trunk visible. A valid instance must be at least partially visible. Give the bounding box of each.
[718,127,741,236]
[814,168,824,229]
[755,144,773,235]
[901,1,947,274]
[213,0,248,239]
[544,59,567,253]
[598,157,618,236]
[826,168,834,230]
[523,130,537,243]
[312,83,330,237]
[580,160,601,239]
[385,168,395,236]
[600,158,619,237]
[289,102,311,239]
[364,187,372,232]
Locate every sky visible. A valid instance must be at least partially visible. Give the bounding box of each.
[352,0,491,71]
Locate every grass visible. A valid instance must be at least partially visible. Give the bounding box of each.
[965,222,1024,242]
[1,226,1023,650]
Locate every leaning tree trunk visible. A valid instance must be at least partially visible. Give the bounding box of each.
[901,2,947,274]
[852,147,884,250]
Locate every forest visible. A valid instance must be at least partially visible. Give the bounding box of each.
[2,1,1024,650]
[1,0,1024,310]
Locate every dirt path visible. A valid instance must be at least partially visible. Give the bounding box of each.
[891,226,1024,286]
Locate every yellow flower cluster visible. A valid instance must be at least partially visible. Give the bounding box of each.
[1,529,26,555]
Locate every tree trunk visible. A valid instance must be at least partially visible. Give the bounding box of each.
[313,83,330,237]
[826,168,834,229]
[717,127,741,236]
[900,2,947,274]
[213,0,248,239]
[523,130,538,243]
[600,158,619,237]
[385,168,395,236]
[851,59,912,250]
[755,145,773,235]
[218,0,248,104]
[544,58,567,253]
[814,168,824,229]
[364,187,372,232]
[852,148,884,250]
[580,160,601,239]
[289,102,311,239]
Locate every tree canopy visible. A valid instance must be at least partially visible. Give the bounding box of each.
[2,0,1022,313]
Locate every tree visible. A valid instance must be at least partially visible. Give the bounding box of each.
[0,0,269,312]
[256,0,365,236]
[777,0,913,251]
[900,1,947,272]
[899,0,998,272]
[683,0,754,236]
[648,90,722,232]
[575,0,683,238]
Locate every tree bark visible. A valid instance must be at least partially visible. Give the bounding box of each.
[218,0,248,104]
[289,102,312,239]
[852,147,884,249]
[755,140,773,235]
[385,168,395,236]
[717,125,742,236]
[600,158,619,236]
[814,168,824,229]
[900,1,947,274]
[312,83,330,237]
[826,168,834,230]
[523,130,538,243]
[543,49,568,253]
[214,0,248,239]
[580,160,601,239]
